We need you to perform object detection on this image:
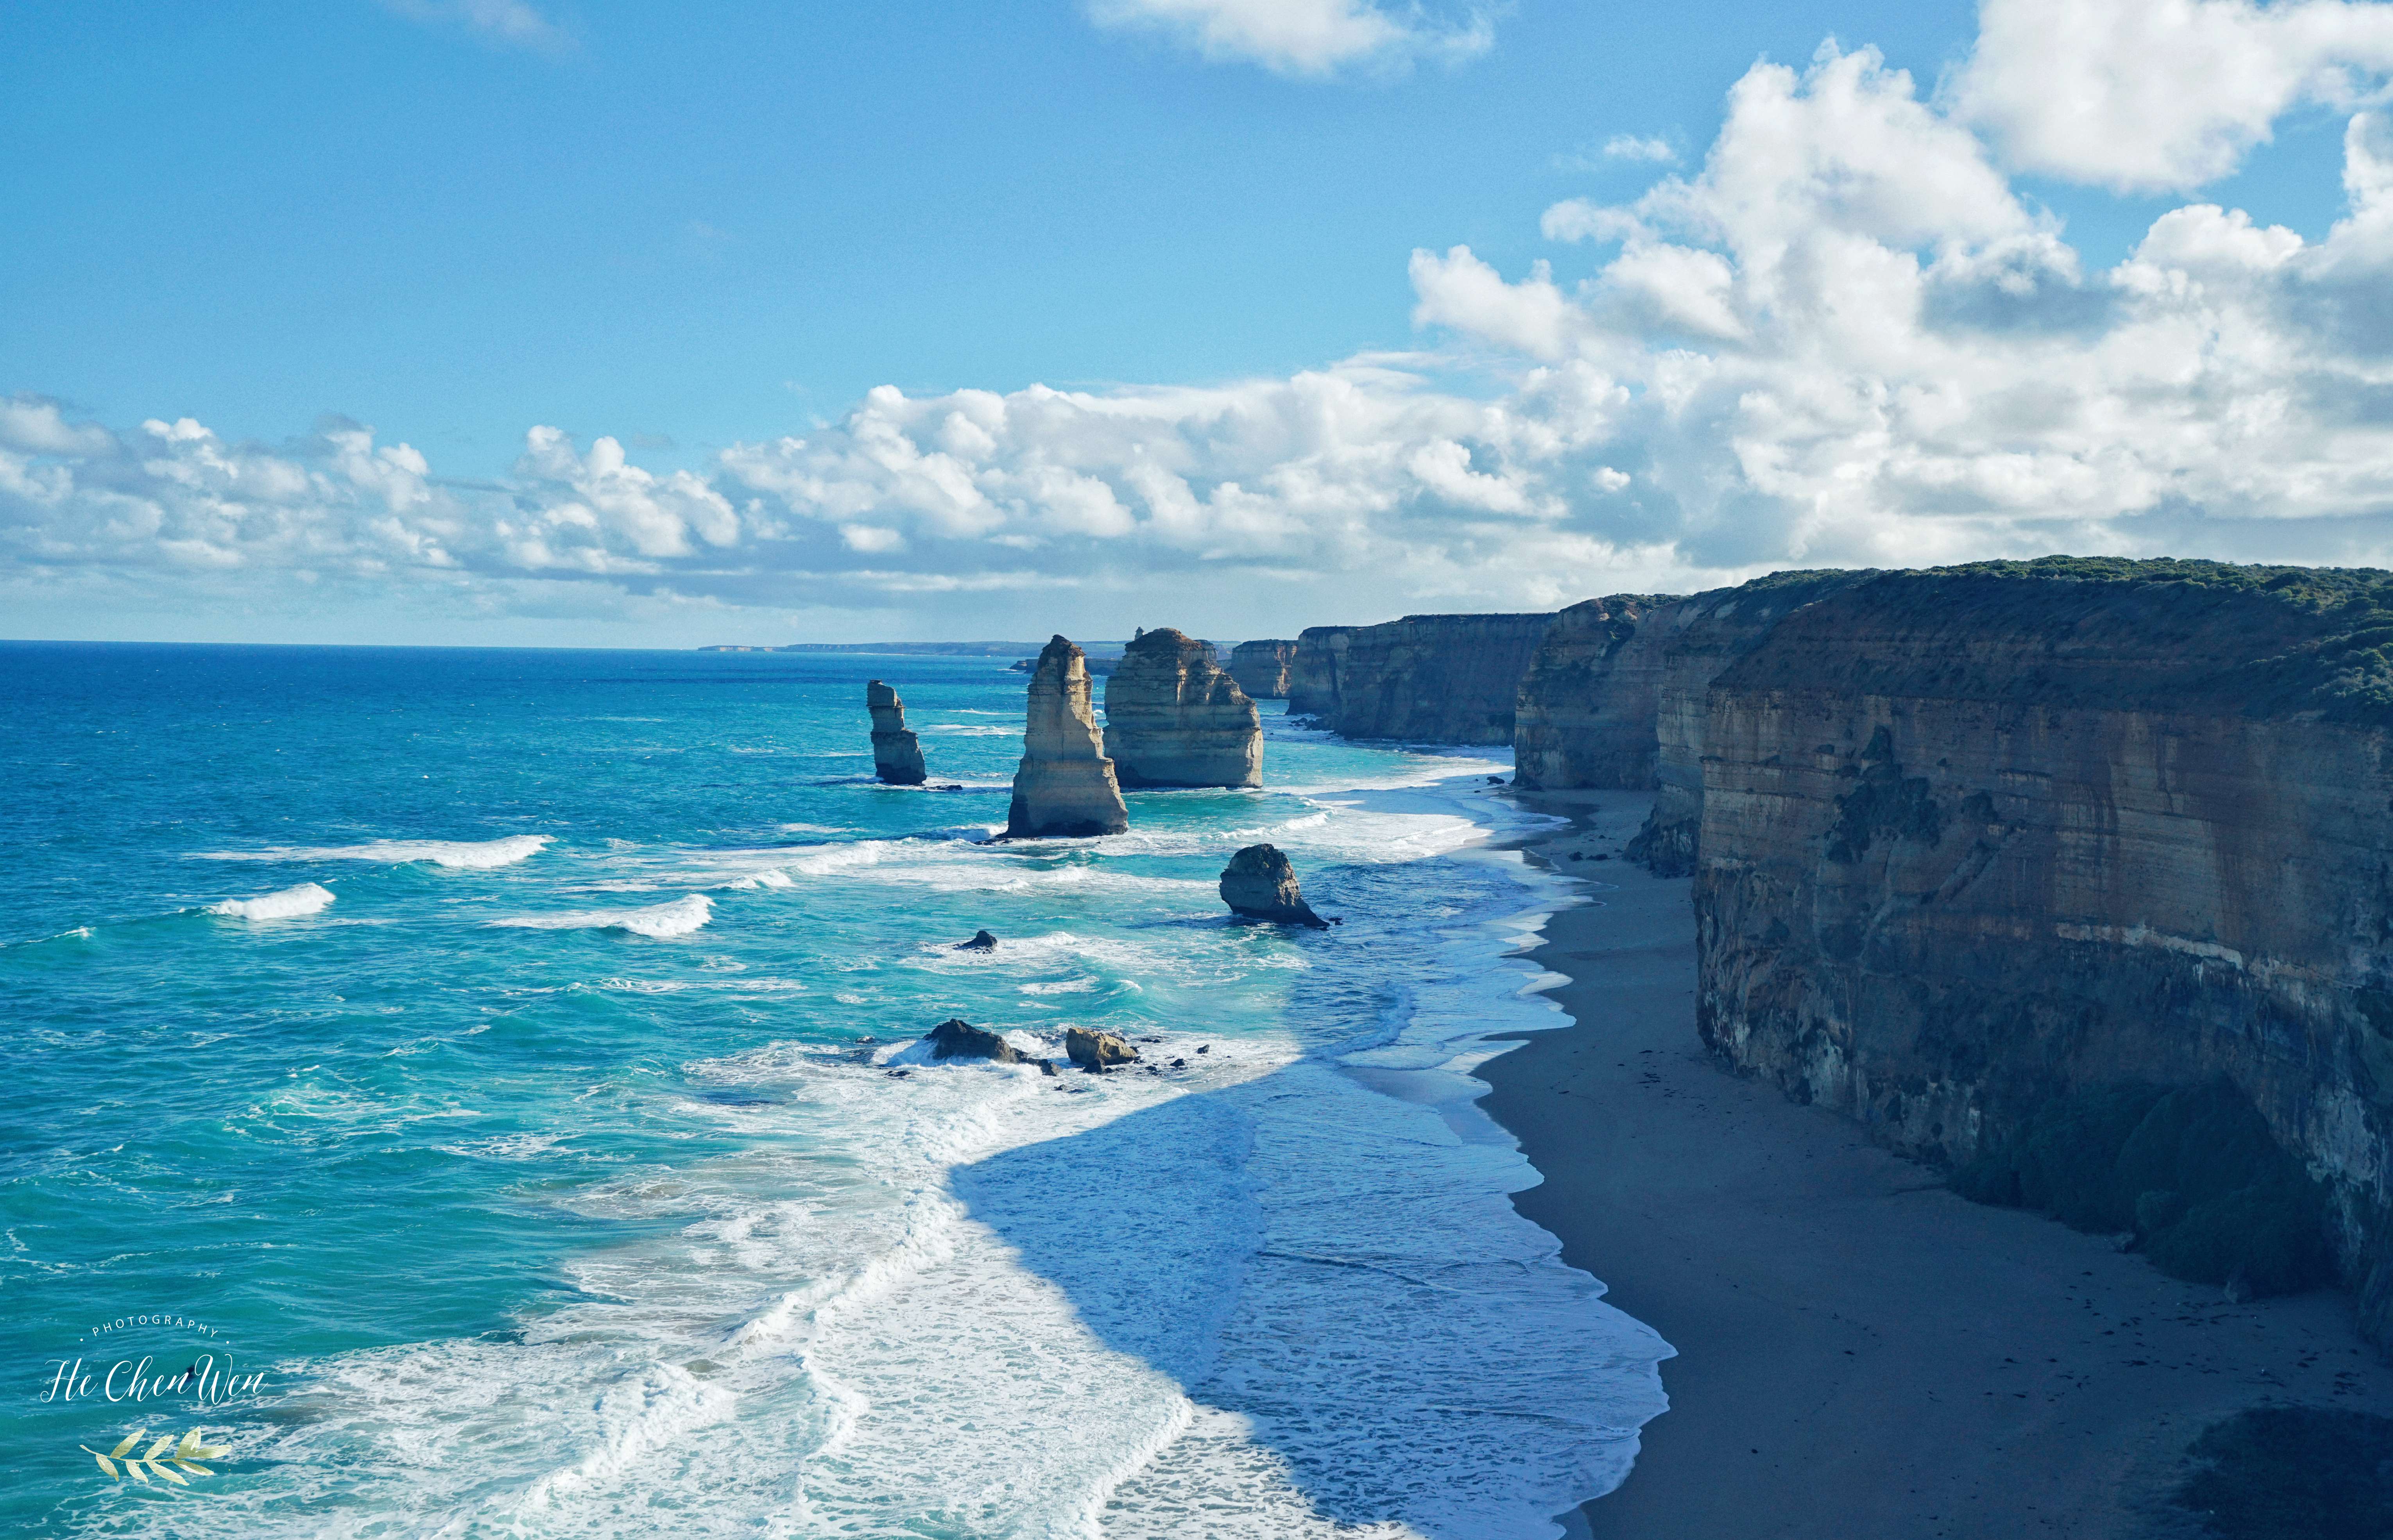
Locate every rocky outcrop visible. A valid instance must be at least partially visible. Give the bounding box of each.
[924,1018,1032,1064]
[1303,613,1557,744]
[1220,843,1328,927]
[1066,1026,1138,1071]
[1101,628,1263,788]
[1286,626,1354,721]
[1677,558,2393,1349]
[1511,594,1681,790]
[956,929,998,952]
[1003,637,1130,839]
[867,680,928,785]
[1229,640,1299,699]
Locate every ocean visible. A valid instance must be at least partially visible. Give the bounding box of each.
[1,641,1668,1538]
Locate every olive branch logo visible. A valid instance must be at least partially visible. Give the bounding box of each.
[79,1428,229,1486]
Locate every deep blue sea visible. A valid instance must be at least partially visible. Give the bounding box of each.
[1,641,1666,1538]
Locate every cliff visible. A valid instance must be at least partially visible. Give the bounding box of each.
[1677,559,2393,1345]
[1624,572,1879,873]
[1287,625,1354,721]
[866,680,927,785]
[1511,594,1680,790]
[1300,612,1557,744]
[1102,628,1263,787]
[1228,639,1298,700]
[1003,636,1129,839]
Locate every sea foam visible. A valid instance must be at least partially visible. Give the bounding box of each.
[493,893,712,938]
[208,882,335,919]
[199,834,552,869]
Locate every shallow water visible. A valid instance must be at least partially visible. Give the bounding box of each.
[1,641,1668,1538]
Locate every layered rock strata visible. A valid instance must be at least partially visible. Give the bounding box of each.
[1220,843,1327,927]
[1511,594,1681,790]
[1304,612,1557,744]
[1228,639,1298,700]
[1102,627,1263,788]
[1679,559,2393,1347]
[1625,571,1878,873]
[867,680,928,785]
[1003,637,1129,839]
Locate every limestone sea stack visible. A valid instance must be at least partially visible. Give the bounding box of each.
[1102,627,1263,788]
[1219,843,1327,927]
[867,680,928,785]
[1228,639,1299,699]
[1003,636,1130,839]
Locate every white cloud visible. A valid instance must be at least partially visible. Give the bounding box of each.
[1602,134,1677,163]
[381,0,570,54]
[1084,0,1492,77]
[1951,0,2393,192]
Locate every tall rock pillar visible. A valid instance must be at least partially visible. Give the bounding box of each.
[867,680,928,785]
[1103,627,1263,788]
[1004,636,1130,838]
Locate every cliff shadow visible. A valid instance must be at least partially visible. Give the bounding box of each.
[945,1054,1668,1536]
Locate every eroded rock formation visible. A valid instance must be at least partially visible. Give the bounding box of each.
[1220,843,1328,927]
[867,680,928,785]
[1003,636,1130,839]
[1229,639,1298,700]
[1511,594,1680,791]
[1670,559,2393,1348]
[1302,613,1557,744]
[924,1018,1032,1064]
[1286,626,1353,721]
[1066,1025,1138,1071]
[1102,628,1263,788]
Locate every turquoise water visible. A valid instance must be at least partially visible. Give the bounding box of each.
[2,642,1667,1538]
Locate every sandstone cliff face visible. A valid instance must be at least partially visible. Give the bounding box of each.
[1228,639,1298,700]
[1004,636,1129,839]
[1306,612,1557,744]
[1102,628,1263,788]
[1624,572,1879,873]
[1287,626,1353,721]
[1512,594,1680,790]
[867,680,928,785]
[1681,561,2393,1345]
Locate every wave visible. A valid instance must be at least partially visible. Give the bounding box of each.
[208,882,335,920]
[197,835,552,869]
[493,893,713,939]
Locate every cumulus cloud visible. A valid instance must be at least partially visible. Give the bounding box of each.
[18,10,2393,639]
[1952,0,2393,191]
[380,0,570,54]
[1083,0,1492,77]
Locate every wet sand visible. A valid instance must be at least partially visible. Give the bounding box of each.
[1481,789,2393,1539]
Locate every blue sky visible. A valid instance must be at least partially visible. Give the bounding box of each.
[9,0,2393,645]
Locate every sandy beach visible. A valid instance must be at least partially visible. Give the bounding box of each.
[1483,790,2393,1539]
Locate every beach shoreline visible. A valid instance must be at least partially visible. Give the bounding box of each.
[1478,788,2393,1539]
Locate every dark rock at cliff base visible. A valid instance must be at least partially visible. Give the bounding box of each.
[867,680,928,785]
[1065,1026,1138,1071]
[923,1018,1030,1064]
[1219,843,1328,927]
[1103,627,1262,788]
[1228,639,1298,699]
[956,929,998,952]
[1003,637,1130,839]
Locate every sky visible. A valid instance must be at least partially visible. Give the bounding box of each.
[8,0,2393,646]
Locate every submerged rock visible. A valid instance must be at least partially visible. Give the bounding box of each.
[956,929,999,952]
[867,680,928,785]
[923,1018,1031,1064]
[1219,843,1329,928]
[1103,627,1263,788]
[1003,637,1130,839]
[1065,1025,1139,1071]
